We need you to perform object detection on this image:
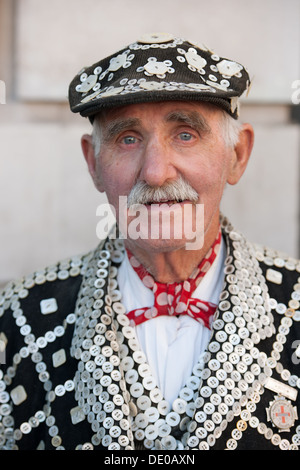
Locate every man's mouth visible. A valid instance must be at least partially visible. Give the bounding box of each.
[145,199,187,206]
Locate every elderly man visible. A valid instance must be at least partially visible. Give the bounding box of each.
[0,33,300,452]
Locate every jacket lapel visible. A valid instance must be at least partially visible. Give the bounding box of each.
[186,215,276,448]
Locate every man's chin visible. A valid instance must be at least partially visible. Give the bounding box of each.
[123,234,204,254]
[124,237,187,254]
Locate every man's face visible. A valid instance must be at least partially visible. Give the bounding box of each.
[86,101,250,252]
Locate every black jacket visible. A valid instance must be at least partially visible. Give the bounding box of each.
[1,217,300,451]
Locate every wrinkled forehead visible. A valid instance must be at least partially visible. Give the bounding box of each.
[93,100,224,130]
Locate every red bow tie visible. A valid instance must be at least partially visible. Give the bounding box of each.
[126,229,221,328]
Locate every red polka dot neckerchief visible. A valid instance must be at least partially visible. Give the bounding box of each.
[126,228,222,328]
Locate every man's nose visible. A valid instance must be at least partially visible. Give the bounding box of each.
[138,138,177,187]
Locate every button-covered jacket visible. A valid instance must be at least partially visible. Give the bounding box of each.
[0,216,300,450]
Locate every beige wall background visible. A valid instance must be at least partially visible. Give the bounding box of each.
[0,0,299,287]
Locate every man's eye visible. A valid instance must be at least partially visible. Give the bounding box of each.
[178,132,193,141]
[122,136,137,145]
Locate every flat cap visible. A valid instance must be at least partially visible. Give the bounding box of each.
[68,32,251,120]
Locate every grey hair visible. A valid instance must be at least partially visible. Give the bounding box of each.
[91,108,243,156]
[220,110,243,148]
[92,116,102,157]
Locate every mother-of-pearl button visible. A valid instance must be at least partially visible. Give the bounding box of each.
[138,32,174,44]
[144,60,169,75]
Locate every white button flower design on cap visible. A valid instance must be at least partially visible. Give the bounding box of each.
[217,59,243,77]
[185,49,207,71]
[76,74,97,93]
[177,47,207,73]
[108,53,128,72]
[108,52,134,72]
[141,58,175,79]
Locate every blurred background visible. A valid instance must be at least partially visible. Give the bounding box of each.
[0,0,299,287]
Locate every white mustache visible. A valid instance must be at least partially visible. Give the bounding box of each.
[127,177,199,207]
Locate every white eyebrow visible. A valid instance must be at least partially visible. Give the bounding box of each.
[101,117,141,143]
[99,109,212,144]
[165,110,212,134]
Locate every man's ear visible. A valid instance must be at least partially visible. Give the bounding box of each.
[227,123,254,186]
[81,134,104,192]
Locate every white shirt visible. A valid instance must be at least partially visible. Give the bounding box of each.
[117,238,226,405]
